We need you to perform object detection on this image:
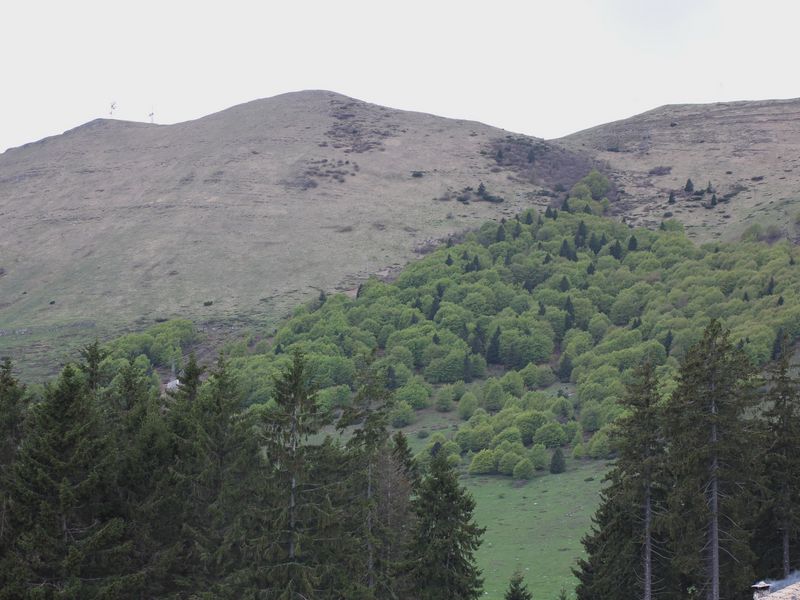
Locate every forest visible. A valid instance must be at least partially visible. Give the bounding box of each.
[2,171,800,598]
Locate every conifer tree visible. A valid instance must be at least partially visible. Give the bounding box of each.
[3,365,139,597]
[664,320,759,600]
[762,335,800,578]
[588,232,602,255]
[172,355,261,597]
[575,469,641,600]
[0,358,25,582]
[403,446,484,599]
[609,240,623,260]
[614,361,667,600]
[111,360,177,597]
[256,351,327,598]
[550,448,566,474]
[684,178,694,193]
[339,356,394,597]
[504,569,533,600]
[627,235,638,251]
[487,328,501,364]
[78,338,109,393]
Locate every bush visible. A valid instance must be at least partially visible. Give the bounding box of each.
[458,392,479,420]
[469,449,497,475]
[498,451,523,476]
[533,422,567,448]
[529,444,548,470]
[481,379,507,413]
[395,379,431,410]
[588,429,613,459]
[390,401,415,428]
[434,386,455,412]
[512,457,535,480]
[492,426,522,448]
[514,410,551,445]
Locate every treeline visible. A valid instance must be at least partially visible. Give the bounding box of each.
[575,323,800,600]
[0,352,486,599]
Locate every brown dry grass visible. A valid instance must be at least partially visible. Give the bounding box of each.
[0,91,577,374]
[556,98,800,242]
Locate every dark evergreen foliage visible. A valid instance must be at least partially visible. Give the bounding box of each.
[504,569,533,600]
[403,448,484,600]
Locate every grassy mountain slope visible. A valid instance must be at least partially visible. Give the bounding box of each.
[556,98,800,241]
[0,91,591,376]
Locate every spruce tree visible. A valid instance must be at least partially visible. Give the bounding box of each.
[550,448,566,474]
[614,361,667,600]
[588,232,602,255]
[403,447,484,599]
[3,365,139,597]
[112,360,178,597]
[609,240,623,260]
[664,320,759,600]
[0,358,25,584]
[78,338,108,393]
[487,328,501,364]
[504,569,533,600]
[339,356,394,597]
[761,335,800,578]
[172,355,262,597]
[256,351,327,598]
[575,470,641,600]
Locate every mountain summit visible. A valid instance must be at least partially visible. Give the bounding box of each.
[0,90,588,371]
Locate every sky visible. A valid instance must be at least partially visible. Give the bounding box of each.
[1,0,799,153]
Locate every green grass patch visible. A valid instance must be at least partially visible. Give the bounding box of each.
[464,459,608,599]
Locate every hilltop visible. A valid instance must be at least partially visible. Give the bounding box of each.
[2,91,799,374]
[557,98,800,241]
[0,90,592,374]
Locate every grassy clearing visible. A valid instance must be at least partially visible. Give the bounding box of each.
[464,459,608,599]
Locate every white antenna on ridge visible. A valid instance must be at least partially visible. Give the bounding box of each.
[148,108,155,123]
[109,101,117,117]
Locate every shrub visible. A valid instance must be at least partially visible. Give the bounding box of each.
[492,426,522,448]
[588,429,613,459]
[395,379,431,410]
[512,457,535,480]
[533,422,567,448]
[458,392,479,420]
[469,449,497,475]
[498,451,523,476]
[514,410,550,445]
[529,444,548,470]
[390,401,415,428]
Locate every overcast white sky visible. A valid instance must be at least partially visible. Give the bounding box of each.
[1,0,798,153]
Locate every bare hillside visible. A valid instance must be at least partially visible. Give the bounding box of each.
[0,90,589,373]
[557,98,800,241]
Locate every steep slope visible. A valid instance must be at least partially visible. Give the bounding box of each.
[0,91,591,373]
[556,98,800,241]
